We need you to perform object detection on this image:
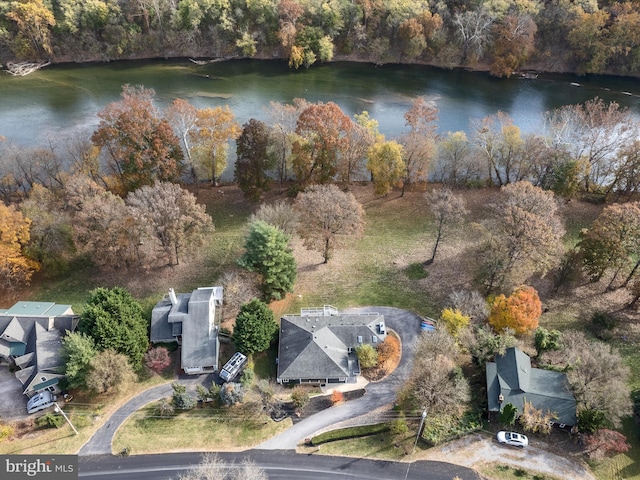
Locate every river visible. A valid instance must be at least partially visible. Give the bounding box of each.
[2,58,640,148]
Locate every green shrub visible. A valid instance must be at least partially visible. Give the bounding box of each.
[591,311,618,340]
[534,327,563,353]
[499,403,518,426]
[291,386,310,409]
[578,408,609,434]
[36,413,64,429]
[240,367,255,388]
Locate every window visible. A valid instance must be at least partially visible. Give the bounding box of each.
[41,376,47,382]
[357,336,363,343]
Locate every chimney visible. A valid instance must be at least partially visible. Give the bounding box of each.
[169,288,178,306]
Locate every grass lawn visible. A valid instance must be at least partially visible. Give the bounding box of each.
[112,402,292,454]
[310,430,423,461]
[7,183,640,480]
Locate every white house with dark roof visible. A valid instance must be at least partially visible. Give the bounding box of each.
[277,306,387,385]
[0,301,78,398]
[150,287,223,374]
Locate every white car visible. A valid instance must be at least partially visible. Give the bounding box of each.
[496,431,529,448]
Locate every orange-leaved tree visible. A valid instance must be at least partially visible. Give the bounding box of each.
[488,285,542,335]
[0,203,39,290]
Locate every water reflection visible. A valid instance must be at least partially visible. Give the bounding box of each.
[1,59,639,147]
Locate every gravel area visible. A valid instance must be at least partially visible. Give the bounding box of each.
[418,433,596,480]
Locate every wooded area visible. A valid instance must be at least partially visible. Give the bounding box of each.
[2,0,640,76]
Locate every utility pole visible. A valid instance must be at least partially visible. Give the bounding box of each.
[54,402,78,435]
[404,408,427,480]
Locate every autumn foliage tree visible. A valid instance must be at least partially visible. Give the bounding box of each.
[295,184,365,263]
[292,102,352,185]
[91,85,185,194]
[488,285,542,335]
[190,106,241,186]
[5,0,55,59]
[399,97,438,194]
[519,399,556,434]
[367,140,405,196]
[540,331,632,428]
[144,346,171,373]
[584,429,631,461]
[0,203,39,290]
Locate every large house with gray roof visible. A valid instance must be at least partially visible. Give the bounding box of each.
[150,287,223,375]
[486,346,577,427]
[0,301,78,398]
[277,306,387,385]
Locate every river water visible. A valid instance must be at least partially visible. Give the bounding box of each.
[1,59,640,148]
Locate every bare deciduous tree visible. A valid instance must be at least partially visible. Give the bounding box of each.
[400,325,470,415]
[295,184,365,263]
[424,187,468,265]
[249,200,299,235]
[478,181,565,291]
[546,97,637,192]
[126,181,213,265]
[540,331,632,428]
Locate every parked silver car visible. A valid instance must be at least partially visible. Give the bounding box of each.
[496,431,529,448]
[27,391,56,414]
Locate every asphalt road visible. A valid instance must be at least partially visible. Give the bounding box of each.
[78,451,482,480]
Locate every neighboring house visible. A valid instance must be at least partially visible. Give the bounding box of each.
[277,306,387,385]
[486,346,577,427]
[150,287,223,375]
[0,302,78,398]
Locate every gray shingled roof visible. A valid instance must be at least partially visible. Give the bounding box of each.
[0,303,76,396]
[181,288,218,370]
[150,288,221,372]
[277,312,386,382]
[486,347,577,426]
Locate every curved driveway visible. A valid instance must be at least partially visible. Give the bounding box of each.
[79,383,174,456]
[257,306,422,450]
[79,307,422,455]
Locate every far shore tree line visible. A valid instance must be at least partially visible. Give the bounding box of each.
[3,0,640,77]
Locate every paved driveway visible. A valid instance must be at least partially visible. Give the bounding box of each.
[0,363,27,420]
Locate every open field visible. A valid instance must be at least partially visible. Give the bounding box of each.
[7,183,640,478]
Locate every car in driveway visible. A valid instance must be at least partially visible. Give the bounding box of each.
[496,431,529,448]
[27,391,56,414]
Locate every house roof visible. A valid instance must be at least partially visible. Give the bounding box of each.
[486,347,577,426]
[181,287,218,370]
[277,311,386,382]
[0,302,75,395]
[150,287,222,371]
[3,302,73,317]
